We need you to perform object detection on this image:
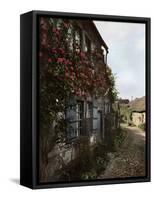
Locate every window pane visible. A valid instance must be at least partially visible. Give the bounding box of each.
[85,35,91,53]
[74,26,82,52]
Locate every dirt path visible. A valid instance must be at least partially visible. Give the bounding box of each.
[99,126,146,179]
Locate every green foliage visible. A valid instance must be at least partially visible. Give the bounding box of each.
[120,105,132,124]
[59,141,110,181]
[106,68,118,102]
[114,128,126,149]
[79,140,121,180]
[138,123,146,131]
[92,143,110,174]
[81,171,97,180]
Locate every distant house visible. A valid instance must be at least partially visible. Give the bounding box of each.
[132,112,145,126]
[130,96,145,126]
[118,98,131,123]
[119,99,129,105]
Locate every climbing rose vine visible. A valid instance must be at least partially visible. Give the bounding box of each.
[39,17,109,99]
[39,16,117,127]
[39,17,117,180]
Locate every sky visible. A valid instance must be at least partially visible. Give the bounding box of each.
[94,21,145,100]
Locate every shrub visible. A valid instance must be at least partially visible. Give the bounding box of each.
[138,123,146,131]
[57,129,125,181]
[93,143,110,174]
[81,171,97,180]
[114,128,126,149]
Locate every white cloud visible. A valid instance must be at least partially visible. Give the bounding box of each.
[94,21,145,100]
[136,37,145,51]
[95,21,145,43]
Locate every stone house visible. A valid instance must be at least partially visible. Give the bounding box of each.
[132,111,145,126]
[41,18,118,182]
[130,96,145,126]
[65,20,112,141]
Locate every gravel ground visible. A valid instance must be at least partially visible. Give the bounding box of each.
[98,126,146,179]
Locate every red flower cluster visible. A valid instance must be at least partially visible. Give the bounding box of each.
[52,28,60,36]
[39,17,109,99]
[57,57,64,64]
[51,48,57,54]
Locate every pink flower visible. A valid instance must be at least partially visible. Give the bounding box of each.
[47,44,51,48]
[65,72,69,78]
[52,28,60,36]
[70,75,74,80]
[51,48,57,54]
[70,66,74,72]
[57,58,64,64]
[65,66,69,72]
[64,59,71,66]
[48,58,52,63]
[80,52,85,58]
[64,60,68,65]
[42,33,47,38]
[41,38,47,46]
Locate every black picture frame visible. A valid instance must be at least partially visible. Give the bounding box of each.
[20,10,151,189]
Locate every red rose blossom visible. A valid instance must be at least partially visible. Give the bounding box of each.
[51,48,57,54]
[57,58,64,64]
[48,58,52,63]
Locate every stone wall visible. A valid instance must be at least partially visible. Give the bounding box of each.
[132,112,145,126]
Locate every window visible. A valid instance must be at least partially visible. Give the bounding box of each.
[85,35,91,53]
[86,102,92,118]
[66,101,78,139]
[101,49,105,63]
[67,24,74,51]
[76,101,84,136]
[91,43,95,66]
[66,100,84,138]
[104,102,111,114]
[67,101,93,138]
[74,26,82,52]
[93,106,98,133]
[86,102,93,133]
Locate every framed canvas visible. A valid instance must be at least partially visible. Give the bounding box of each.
[20,10,151,189]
